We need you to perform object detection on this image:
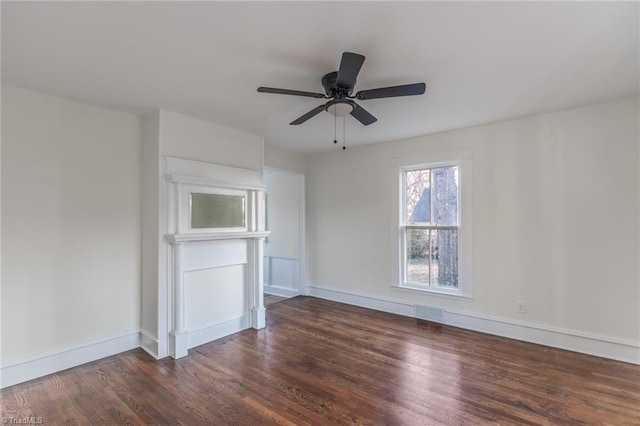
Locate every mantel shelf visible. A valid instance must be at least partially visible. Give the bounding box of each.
[164,231,270,244]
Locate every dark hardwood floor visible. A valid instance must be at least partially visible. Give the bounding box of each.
[264,294,287,307]
[2,297,639,425]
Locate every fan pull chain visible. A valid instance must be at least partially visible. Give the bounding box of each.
[333,113,337,144]
[342,116,346,150]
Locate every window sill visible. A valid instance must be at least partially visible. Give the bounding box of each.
[390,284,474,300]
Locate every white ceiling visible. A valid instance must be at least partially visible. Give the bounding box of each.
[2,2,638,153]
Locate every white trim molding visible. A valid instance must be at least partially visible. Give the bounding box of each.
[165,231,270,244]
[444,309,640,364]
[164,233,268,358]
[263,256,300,297]
[308,285,640,365]
[187,315,250,349]
[165,174,266,191]
[4,285,637,389]
[165,157,265,190]
[264,284,299,298]
[0,330,141,389]
[139,328,159,359]
[308,285,415,317]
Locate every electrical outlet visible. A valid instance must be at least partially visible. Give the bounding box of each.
[516,301,527,313]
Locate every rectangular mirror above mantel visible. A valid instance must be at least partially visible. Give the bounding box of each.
[159,157,269,359]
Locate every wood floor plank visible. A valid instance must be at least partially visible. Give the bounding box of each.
[2,296,639,425]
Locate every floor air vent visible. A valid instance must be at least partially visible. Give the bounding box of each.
[415,305,444,323]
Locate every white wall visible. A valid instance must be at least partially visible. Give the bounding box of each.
[161,110,263,171]
[263,144,307,175]
[306,98,639,346]
[265,172,299,260]
[1,85,142,362]
[140,112,160,340]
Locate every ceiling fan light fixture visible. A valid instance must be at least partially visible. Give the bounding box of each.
[326,100,354,117]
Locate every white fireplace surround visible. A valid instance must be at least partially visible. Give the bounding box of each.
[163,157,269,359]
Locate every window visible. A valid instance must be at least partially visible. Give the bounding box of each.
[393,151,472,297]
[190,193,245,229]
[179,185,249,233]
[404,165,459,288]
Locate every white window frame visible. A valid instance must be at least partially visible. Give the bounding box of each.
[178,184,249,234]
[391,150,473,298]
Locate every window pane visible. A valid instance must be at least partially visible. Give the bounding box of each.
[406,169,431,225]
[432,166,458,226]
[191,193,245,229]
[406,229,430,285]
[430,229,458,288]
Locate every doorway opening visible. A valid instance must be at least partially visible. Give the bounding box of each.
[263,168,305,301]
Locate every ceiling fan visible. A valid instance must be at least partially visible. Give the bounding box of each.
[257,52,426,126]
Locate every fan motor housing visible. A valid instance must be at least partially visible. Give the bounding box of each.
[322,71,353,97]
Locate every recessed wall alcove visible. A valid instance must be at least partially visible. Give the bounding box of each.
[139,109,267,360]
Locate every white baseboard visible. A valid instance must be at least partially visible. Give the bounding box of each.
[264,284,299,298]
[307,285,640,365]
[0,330,141,389]
[139,328,159,359]
[4,286,636,389]
[308,285,415,317]
[1,315,252,388]
[444,309,640,364]
[187,315,250,350]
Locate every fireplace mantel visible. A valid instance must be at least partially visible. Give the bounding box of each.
[165,231,270,244]
[162,157,269,359]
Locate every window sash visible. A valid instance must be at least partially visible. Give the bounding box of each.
[401,164,461,228]
[401,226,460,289]
[401,164,461,289]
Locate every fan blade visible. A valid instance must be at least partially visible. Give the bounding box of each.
[336,52,365,89]
[258,87,325,98]
[356,82,426,100]
[350,103,377,126]
[290,104,326,125]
